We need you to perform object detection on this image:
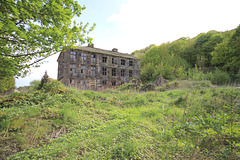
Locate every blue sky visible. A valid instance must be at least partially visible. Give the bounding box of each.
[16,0,240,87]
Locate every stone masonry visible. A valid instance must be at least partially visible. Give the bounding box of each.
[57,44,140,91]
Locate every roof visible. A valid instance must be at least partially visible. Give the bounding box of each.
[57,46,139,62]
[77,46,139,60]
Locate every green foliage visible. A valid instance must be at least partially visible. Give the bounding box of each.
[139,26,239,84]
[1,81,239,159]
[140,44,190,82]
[0,0,95,77]
[131,44,155,59]
[0,76,15,93]
[209,69,230,85]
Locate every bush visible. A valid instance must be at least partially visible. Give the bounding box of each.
[210,69,230,85]
[117,83,139,91]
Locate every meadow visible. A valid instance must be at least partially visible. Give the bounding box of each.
[0,80,239,159]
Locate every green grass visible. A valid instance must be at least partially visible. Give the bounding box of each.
[0,82,239,159]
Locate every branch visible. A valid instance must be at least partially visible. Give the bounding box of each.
[7,48,54,57]
[28,52,57,66]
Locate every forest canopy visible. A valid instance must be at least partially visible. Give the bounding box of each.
[136,25,240,83]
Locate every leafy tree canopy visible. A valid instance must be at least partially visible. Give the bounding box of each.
[0,0,95,77]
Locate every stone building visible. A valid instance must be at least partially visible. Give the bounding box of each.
[57,44,140,91]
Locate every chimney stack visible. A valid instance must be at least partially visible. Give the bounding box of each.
[88,44,94,48]
[112,48,118,52]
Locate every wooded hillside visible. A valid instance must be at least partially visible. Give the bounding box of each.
[133,25,240,84]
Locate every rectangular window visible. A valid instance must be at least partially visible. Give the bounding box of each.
[121,59,125,65]
[81,65,86,74]
[129,60,133,66]
[102,80,107,85]
[112,68,116,76]
[81,53,86,61]
[70,51,76,59]
[121,69,125,77]
[102,67,107,75]
[91,66,96,76]
[112,81,116,86]
[70,64,76,73]
[102,56,107,63]
[91,54,96,62]
[112,58,117,64]
[129,70,133,77]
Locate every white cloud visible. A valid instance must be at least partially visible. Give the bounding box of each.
[108,0,240,52]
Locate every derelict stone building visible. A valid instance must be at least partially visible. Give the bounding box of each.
[57,44,140,91]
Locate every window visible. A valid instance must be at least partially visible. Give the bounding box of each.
[70,51,76,59]
[102,56,107,63]
[91,54,96,62]
[121,69,125,77]
[81,65,86,74]
[81,53,86,61]
[112,58,117,64]
[70,64,76,73]
[129,60,133,66]
[112,81,116,86]
[102,80,107,85]
[112,68,116,76]
[91,66,96,76]
[129,70,133,77]
[102,67,107,75]
[121,59,125,65]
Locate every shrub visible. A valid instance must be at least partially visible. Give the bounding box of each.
[210,69,230,85]
[117,83,139,91]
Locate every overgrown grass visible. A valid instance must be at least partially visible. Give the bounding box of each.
[0,81,239,159]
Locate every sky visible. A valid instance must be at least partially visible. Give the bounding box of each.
[15,0,240,87]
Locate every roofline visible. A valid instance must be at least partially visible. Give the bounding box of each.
[57,46,140,61]
[77,46,139,60]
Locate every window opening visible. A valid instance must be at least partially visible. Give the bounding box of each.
[102,56,107,63]
[70,64,76,73]
[121,59,125,65]
[70,51,76,59]
[129,60,133,66]
[121,69,125,77]
[81,53,86,61]
[91,66,96,76]
[91,54,96,62]
[129,70,133,77]
[81,65,86,74]
[102,67,107,75]
[112,68,116,76]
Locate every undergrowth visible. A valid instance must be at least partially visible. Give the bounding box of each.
[0,80,239,159]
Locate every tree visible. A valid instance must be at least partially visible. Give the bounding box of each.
[38,71,50,89]
[0,0,95,77]
[211,25,240,78]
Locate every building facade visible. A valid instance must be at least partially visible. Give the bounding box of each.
[57,44,140,91]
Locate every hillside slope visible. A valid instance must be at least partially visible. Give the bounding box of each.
[0,81,239,159]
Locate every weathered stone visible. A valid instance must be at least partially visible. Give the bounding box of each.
[57,45,141,91]
[153,76,168,86]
